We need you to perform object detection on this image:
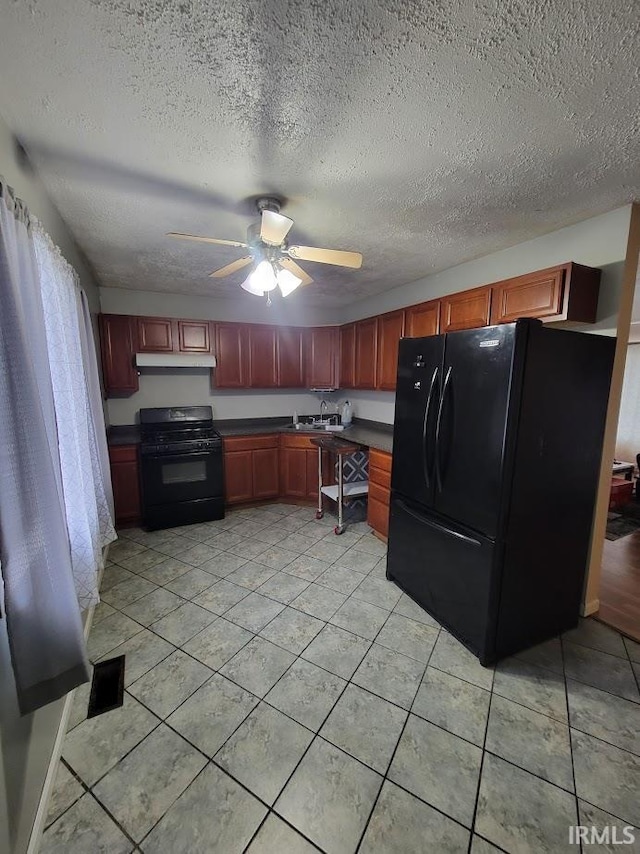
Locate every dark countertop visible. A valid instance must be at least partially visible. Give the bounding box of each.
[107,417,394,454]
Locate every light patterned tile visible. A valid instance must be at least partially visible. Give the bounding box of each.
[100,575,158,609]
[44,762,84,828]
[138,557,193,585]
[192,579,249,615]
[256,571,310,604]
[163,567,218,599]
[375,613,439,663]
[121,588,184,626]
[40,794,132,854]
[291,583,347,620]
[150,601,215,646]
[128,650,212,718]
[266,658,346,731]
[259,607,325,655]
[329,596,389,641]
[412,667,490,747]
[352,643,425,709]
[302,624,370,679]
[226,561,278,591]
[87,612,143,662]
[198,552,248,578]
[224,592,285,633]
[181,617,253,670]
[220,637,295,698]
[99,628,174,687]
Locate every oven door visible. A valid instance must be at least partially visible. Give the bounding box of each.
[141,449,222,507]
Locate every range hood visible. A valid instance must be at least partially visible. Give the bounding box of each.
[135,353,217,368]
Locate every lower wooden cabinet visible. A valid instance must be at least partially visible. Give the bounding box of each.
[279,434,334,502]
[109,445,141,527]
[367,448,392,540]
[252,448,280,499]
[223,435,279,505]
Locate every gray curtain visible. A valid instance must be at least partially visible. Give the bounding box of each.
[0,179,89,714]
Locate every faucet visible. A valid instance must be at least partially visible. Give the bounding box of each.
[320,399,328,422]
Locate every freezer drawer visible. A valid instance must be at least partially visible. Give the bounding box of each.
[387,495,498,662]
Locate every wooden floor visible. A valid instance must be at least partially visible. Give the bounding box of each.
[599,530,640,642]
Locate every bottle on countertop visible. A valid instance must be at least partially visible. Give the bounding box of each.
[341,400,352,427]
[293,411,299,424]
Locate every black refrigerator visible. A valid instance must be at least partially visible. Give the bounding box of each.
[387,318,615,665]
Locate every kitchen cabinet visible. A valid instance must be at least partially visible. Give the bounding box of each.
[367,448,392,540]
[249,325,278,388]
[280,446,308,499]
[252,448,280,499]
[137,317,174,352]
[305,326,338,389]
[109,445,141,527]
[177,319,211,353]
[376,310,405,391]
[223,435,279,504]
[490,262,601,325]
[214,323,249,388]
[441,286,491,333]
[405,299,440,338]
[99,314,138,396]
[276,327,305,388]
[279,434,334,502]
[354,317,378,389]
[339,323,356,389]
[224,449,253,504]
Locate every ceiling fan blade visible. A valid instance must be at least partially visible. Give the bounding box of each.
[280,258,314,286]
[260,210,294,246]
[167,232,247,248]
[209,257,253,278]
[288,245,362,269]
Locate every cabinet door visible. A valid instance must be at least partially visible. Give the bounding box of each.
[441,286,491,333]
[252,449,279,499]
[249,325,278,388]
[178,320,211,353]
[109,446,141,526]
[406,300,440,338]
[490,267,565,324]
[376,310,405,391]
[224,450,253,504]
[339,323,356,389]
[367,481,390,539]
[354,317,378,389]
[99,314,138,396]
[276,327,305,388]
[137,317,174,352]
[280,448,308,499]
[305,327,338,389]
[215,323,249,388]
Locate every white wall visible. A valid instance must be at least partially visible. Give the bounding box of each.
[615,344,640,464]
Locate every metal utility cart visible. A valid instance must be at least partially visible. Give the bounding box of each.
[310,436,369,535]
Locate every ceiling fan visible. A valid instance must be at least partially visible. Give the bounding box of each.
[167,197,363,301]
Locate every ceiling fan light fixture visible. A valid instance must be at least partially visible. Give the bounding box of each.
[276,267,303,297]
[241,260,278,295]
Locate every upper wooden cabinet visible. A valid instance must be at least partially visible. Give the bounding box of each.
[178,319,211,353]
[354,317,378,389]
[137,317,174,352]
[339,323,356,389]
[441,286,491,333]
[137,317,214,354]
[214,323,249,388]
[305,326,338,389]
[276,327,305,388]
[405,300,440,338]
[249,325,278,388]
[376,310,405,391]
[490,263,601,325]
[99,314,139,396]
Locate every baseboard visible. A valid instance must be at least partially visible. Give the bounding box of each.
[581,598,600,617]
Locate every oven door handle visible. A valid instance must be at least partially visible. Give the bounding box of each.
[143,450,217,460]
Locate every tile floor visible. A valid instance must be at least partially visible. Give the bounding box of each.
[42,503,640,853]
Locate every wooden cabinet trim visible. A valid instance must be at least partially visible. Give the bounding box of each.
[405,300,440,338]
[178,319,212,353]
[137,317,174,352]
[369,449,392,473]
[441,285,492,333]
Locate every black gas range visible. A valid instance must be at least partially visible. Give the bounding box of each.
[139,406,224,530]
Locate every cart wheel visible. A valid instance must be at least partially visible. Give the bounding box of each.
[334,525,345,535]
[315,510,324,520]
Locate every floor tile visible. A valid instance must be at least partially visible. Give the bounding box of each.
[302,623,370,679]
[320,684,407,773]
[181,542,225,566]
[227,539,271,561]
[206,530,245,551]
[259,607,325,654]
[283,554,330,581]
[101,628,174,687]
[255,545,298,571]
[624,636,640,663]
[93,724,206,841]
[149,601,215,646]
[563,617,628,659]
[304,539,349,564]
[192,578,249,614]
[45,761,84,828]
[92,600,116,625]
[86,611,143,661]
[256,571,310,604]
[226,561,278,590]
[316,564,366,595]
[567,678,640,755]
[220,637,295,697]
[108,538,147,562]
[471,836,504,853]
[475,753,578,854]
[296,522,331,542]
[334,547,379,574]
[215,702,314,804]
[429,631,494,691]
[40,793,133,854]
[329,596,389,640]
[63,693,158,785]
[198,552,248,577]
[224,592,285,632]
[182,617,253,669]
[353,575,401,610]
[563,641,640,703]
[116,548,167,574]
[352,536,387,556]
[237,519,271,537]
[278,533,319,554]
[360,780,470,854]
[368,556,388,578]
[142,764,267,854]
[514,638,564,675]
[180,522,218,541]
[321,530,363,549]
[121,588,184,626]
[352,643,425,709]
[278,519,316,537]
[393,593,441,628]
[249,525,290,546]
[154,535,198,559]
[275,737,382,854]
[493,657,567,721]
[578,801,640,853]
[100,575,158,609]
[389,714,482,827]
[245,814,317,854]
[138,557,193,585]
[375,612,439,663]
[571,728,640,826]
[128,650,212,718]
[291,583,347,620]
[412,666,490,746]
[66,677,93,731]
[485,695,574,790]
[167,673,258,756]
[266,658,346,731]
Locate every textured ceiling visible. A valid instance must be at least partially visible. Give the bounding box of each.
[0,0,638,307]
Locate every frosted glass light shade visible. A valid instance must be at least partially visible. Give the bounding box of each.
[277,268,303,297]
[240,260,278,295]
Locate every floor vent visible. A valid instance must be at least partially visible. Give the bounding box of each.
[87,655,125,718]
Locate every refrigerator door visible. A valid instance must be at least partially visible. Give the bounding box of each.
[391,335,443,508]
[387,495,496,660]
[434,324,517,539]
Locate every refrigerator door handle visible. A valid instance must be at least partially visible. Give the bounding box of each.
[396,499,482,547]
[422,366,439,489]
[435,366,453,491]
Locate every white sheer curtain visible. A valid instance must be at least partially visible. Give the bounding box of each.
[33,221,116,610]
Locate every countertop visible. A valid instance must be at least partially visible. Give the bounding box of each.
[107,417,394,454]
